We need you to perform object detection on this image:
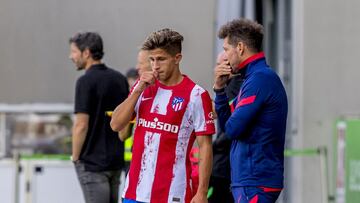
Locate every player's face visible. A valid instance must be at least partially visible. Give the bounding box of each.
[223,37,240,72]
[69,43,86,71]
[149,48,181,82]
[136,50,151,75]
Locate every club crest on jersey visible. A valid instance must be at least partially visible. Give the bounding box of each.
[171,97,184,112]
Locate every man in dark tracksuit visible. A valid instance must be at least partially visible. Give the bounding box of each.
[213,18,288,203]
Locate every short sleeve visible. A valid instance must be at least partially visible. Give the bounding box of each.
[74,77,92,114]
[134,92,143,114]
[129,79,140,95]
[128,79,143,114]
[193,89,216,136]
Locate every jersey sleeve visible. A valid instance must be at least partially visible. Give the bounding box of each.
[134,92,143,114]
[129,79,140,95]
[193,90,216,136]
[74,76,91,114]
[129,79,142,114]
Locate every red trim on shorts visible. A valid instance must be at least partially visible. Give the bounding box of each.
[259,186,283,192]
[249,194,259,203]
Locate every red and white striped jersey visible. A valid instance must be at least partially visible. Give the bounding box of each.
[123,75,215,203]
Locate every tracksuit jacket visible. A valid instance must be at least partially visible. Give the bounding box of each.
[215,52,288,188]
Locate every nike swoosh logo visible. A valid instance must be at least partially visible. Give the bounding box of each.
[141,97,152,101]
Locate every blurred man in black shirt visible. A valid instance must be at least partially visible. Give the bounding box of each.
[69,32,129,203]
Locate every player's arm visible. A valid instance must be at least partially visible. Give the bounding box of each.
[110,86,142,132]
[190,89,215,203]
[72,113,89,161]
[192,135,213,203]
[118,122,134,141]
[110,71,156,131]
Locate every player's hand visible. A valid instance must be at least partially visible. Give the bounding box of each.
[213,61,232,89]
[190,192,208,203]
[135,71,157,92]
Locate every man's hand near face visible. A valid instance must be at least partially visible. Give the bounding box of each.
[213,60,232,90]
[135,70,158,93]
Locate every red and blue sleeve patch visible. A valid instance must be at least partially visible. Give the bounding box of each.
[235,95,256,108]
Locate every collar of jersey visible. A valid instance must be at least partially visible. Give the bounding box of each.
[156,74,188,90]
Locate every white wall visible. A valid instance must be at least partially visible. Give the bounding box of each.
[0,0,216,103]
[294,0,360,202]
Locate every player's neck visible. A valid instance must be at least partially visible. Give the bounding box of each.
[160,69,183,86]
